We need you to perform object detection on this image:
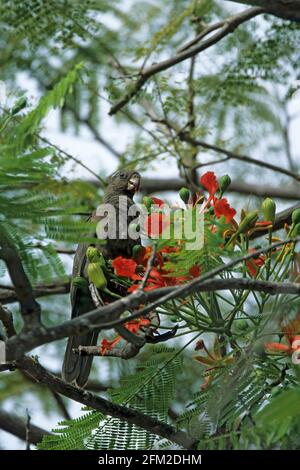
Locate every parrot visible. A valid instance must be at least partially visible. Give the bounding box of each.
[62,169,142,387]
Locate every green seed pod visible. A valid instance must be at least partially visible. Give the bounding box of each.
[219,174,231,194]
[234,319,249,332]
[290,223,300,238]
[86,247,105,266]
[129,222,140,233]
[72,276,88,290]
[86,246,100,262]
[262,197,276,224]
[11,97,27,115]
[179,187,190,204]
[87,262,107,290]
[132,244,142,259]
[292,208,300,225]
[142,196,154,210]
[236,211,258,235]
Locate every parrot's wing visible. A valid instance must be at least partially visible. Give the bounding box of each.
[62,212,104,388]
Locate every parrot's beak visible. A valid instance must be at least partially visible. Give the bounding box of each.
[127,174,140,192]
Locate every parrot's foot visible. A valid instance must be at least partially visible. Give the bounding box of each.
[145,325,178,343]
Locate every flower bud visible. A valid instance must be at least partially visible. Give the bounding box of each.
[219,174,231,194]
[290,223,300,238]
[292,208,300,225]
[129,222,140,233]
[86,247,105,266]
[237,211,258,234]
[87,262,107,290]
[72,276,88,290]
[234,319,249,332]
[262,198,276,224]
[11,97,27,115]
[179,187,190,204]
[142,196,154,211]
[86,246,100,262]
[132,244,142,258]
[195,339,205,351]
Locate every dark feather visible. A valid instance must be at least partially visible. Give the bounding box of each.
[62,170,141,387]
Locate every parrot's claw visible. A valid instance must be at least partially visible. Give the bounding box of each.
[145,325,178,343]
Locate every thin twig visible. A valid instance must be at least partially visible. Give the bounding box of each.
[17,356,197,449]
[25,409,31,450]
[109,7,264,115]
[139,243,157,291]
[0,303,16,337]
[5,237,300,361]
[0,408,49,445]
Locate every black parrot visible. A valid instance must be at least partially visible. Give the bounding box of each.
[62,169,142,387]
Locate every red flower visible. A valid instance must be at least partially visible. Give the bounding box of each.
[265,317,300,355]
[100,318,150,355]
[189,264,201,278]
[111,256,138,279]
[213,197,236,223]
[125,318,150,334]
[144,212,170,237]
[133,246,151,266]
[151,197,165,207]
[128,267,189,292]
[200,171,218,196]
[100,337,121,355]
[245,249,265,277]
[194,338,234,390]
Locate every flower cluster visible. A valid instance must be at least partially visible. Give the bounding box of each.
[112,245,200,292]
[265,316,300,357]
[100,318,150,355]
[194,338,234,390]
[200,171,236,223]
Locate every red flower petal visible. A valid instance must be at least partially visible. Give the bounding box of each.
[144,213,170,237]
[189,264,201,278]
[111,256,137,278]
[200,171,218,196]
[282,318,300,345]
[265,342,291,353]
[125,318,150,334]
[100,336,121,355]
[100,319,150,354]
[246,260,259,277]
[214,197,236,223]
[151,197,165,207]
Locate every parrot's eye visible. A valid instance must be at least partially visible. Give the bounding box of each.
[119,172,126,179]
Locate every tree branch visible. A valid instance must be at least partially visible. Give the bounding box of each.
[146,112,300,183]
[108,7,264,115]
[0,408,50,445]
[5,237,300,361]
[177,131,300,183]
[226,0,300,22]
[84,176,300,200]
[16,356,196,449]
[65,104,122,159]
[0,226,41,327]
[0,280,70,305]
[0,303,16,337]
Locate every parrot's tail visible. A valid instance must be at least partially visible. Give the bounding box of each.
[62,329,99,388]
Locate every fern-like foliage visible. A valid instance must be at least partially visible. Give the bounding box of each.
[38,347,183,450]
[0,64,94,283]
[14,62,84,151]
[177,355,290,449]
